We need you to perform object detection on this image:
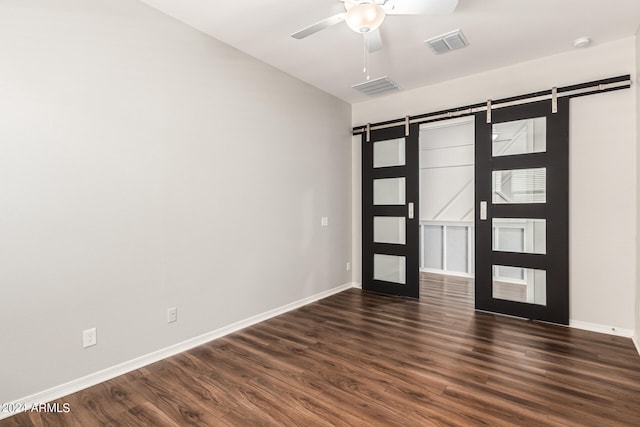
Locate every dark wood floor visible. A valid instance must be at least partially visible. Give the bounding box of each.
[4,273,640,426]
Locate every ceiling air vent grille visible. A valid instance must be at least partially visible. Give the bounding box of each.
[425,29,469,54]
[352,76,400,97]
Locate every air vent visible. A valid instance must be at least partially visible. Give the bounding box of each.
[425,29,469,54]
[352,76,400,97]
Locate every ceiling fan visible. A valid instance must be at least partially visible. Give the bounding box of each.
[291,0,459,53]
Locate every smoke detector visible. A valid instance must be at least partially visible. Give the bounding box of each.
[573,37,591,48]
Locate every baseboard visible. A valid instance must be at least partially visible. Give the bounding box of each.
[633,335,640,356]
[0,281,355,421]
[352,282,362,289]
[569,320,634,338]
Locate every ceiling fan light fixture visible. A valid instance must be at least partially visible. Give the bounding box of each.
[345,3,386,33]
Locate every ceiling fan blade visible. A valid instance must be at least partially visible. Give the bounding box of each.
[290,13,345,39]
[367,29,383,53]
[385,0,459,15]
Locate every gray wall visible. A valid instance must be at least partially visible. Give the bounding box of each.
[0,0,352,403]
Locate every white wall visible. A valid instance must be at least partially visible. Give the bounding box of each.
[353,37,637,333]
[635,29,640,350]
[0,0,352,404]
[570,87,635,331]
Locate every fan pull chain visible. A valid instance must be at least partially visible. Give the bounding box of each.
[363,32,370,81]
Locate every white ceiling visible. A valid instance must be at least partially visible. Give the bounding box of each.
[138,0,640,104]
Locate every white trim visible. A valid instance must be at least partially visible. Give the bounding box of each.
[479,313,636,340]
[418,115,475,131]
[420,220,474,227]
[569,320,634,338]
[419,223,425,269]
[467,225,473,274]
[493,274,527,286]
[420,268,474,279]
[0,281,357,421]
[442,225,448,271]
[633,336,640,356]
[351,282,362,289]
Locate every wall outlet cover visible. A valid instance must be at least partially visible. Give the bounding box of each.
[83,328,97,348]
[167,307,177,323]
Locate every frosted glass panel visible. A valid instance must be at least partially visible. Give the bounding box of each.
[493,266,546,306]
[493,218,546,254]
[374,254,406,284]
[424,225,443,269]
[446,226,468,273]
[374,217,406,244]
[493,168,546,204]
[495,265,524,281]
[374,178,405,205]
[493,117,546,157]
[374,138,405,168]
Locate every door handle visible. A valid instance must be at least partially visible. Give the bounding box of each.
[408,202,414,219]
[480,201,487,220]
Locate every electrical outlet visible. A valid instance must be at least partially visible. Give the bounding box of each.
[83,328,97,348]
[321,217,329,227]
[346,262,351,271]
[167,307,177,323]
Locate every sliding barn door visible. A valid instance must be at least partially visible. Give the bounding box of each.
[475,99,569,324]
[362,123,420,298]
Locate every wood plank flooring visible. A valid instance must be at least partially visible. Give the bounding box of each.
[4,272,640,426]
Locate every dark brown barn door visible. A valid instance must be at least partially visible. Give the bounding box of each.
[362,123,420,298]
[475,99,569,324]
